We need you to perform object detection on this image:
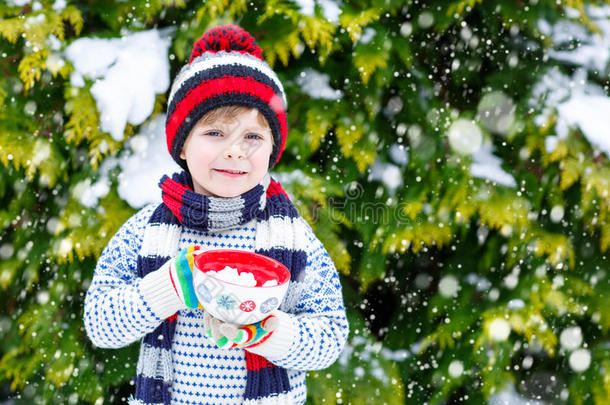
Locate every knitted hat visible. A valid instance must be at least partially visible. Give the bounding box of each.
[165,25,288,170]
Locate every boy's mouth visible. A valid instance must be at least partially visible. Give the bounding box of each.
[213,168,248,176]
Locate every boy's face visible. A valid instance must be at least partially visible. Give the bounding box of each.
[180,108,273,198]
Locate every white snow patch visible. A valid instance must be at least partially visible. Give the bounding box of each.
[531,67,610,157]
[117,114,181,208]
[448,360,464,378]
[465,273,492,291]
[533,7,610,158]
[560,326,583,351]
[369,160,402,193]
[296,68,343,100]
[569,348,591,372]
[78,114,180,209]
[489,383,546,405]
[470,144,517,188]
[294,0,315,17]
[447,119,483,155]
[507,299,526,309]
[557,96,610,156]
[544,136,558,153]
[294,0,342,21]
[70,71,85,87]
[47,34,62,51]
[388,144,408,166]
[438,275,460,298]
[488,318,511,341]
[52,0,66,12]
[6,0,30,6]
[64,29,171,141]
[359,28,376,44]
[319,0,341,21]
[540,6,610,74]
[75,157,116,208]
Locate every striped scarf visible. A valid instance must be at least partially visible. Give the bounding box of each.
[133,171,306,405]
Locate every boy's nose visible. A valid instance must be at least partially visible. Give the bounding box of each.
[223,143,245,160]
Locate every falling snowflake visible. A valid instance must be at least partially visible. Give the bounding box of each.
[240,300,256,312]
[260,297,279,314]
[216,294,236,311]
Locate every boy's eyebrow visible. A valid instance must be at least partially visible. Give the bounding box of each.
[197,119,271,134]
[242,125,271,133]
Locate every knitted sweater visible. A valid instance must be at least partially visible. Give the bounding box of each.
[84,203,349,404]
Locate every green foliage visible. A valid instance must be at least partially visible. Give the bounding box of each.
[1,0,610,404]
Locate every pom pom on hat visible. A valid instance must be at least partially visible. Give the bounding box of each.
[166,25,287,170]
[190,25,263,62]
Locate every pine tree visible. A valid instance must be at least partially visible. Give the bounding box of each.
[1,0,609,404]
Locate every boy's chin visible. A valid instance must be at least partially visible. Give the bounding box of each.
[194,185,251,198]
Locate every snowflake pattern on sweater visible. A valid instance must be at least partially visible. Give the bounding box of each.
[84,204,349,404]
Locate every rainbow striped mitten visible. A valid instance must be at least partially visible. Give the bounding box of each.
[168,245,203,309]
[203,311,279,349]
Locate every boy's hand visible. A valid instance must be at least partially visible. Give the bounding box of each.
[168,245,203,309]
[203,312,278,349]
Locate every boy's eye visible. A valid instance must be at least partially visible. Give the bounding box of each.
[205,130,223,137]
[246,133,263,140]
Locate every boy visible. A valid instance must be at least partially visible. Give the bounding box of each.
[84,25,349,405]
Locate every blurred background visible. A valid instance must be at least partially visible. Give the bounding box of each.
[1,0,609,403]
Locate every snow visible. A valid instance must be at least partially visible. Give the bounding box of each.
[23,101,37,116]
[448,360,464,378]
[560,326,583,351]
[556,96,610,156]
[76,114,180,209]
[489,383,546,405]
[549,205,564,223]
[447,119,482,155]
[359,28,376,44]
[294,0,341,22]
[47,34,62,51]
[569,348,591,372]
[296,68,343,100]
[318,0,342,21]
[417,11,434,29]
[384,96,403,117]
[507,299,525,309]
[0,244,14,259]
[388,144,408,166]
[64,29,171,141]
[46,53,65,75]
[117,114,181,208]
[476,91,516,135]
[438,275,460,298]
[488,318,511,341]
[70,71,85,87]
[470,144,517,188]
[539,6,610,74]
[338,335,409,384]
[205,266,257,287]
[369,160,402,193]
[465,272,492,291]
[295,0,315,17]
[52,0,67,12]
[6,0,29,6]
[533,6,610,158]
[75,156,117,208]
[400,22,413,37]
[544,136,558,153]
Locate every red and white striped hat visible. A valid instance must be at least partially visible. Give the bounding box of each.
[165,25,287,169]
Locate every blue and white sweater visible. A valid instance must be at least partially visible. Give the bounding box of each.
[84,203,349,404]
